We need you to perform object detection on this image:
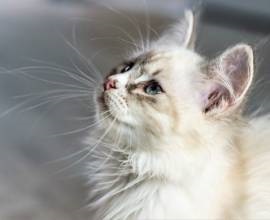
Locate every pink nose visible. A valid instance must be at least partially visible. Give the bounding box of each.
[104,79,117,91]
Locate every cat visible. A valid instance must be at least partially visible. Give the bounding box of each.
[87,10,270,219]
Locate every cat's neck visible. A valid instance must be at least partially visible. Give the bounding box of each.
[128,139,238,183]
[98,119,244,184]
[91,126,245,218]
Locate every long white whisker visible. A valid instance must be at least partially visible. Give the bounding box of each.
[71,17,140,50]
[97,2,145,51]
[69,57,100,85]
[48,113,111,138]
[54,117,117,174]
[1,93,91,119]
[18,93,90,113]
[44,110,110,165]
[11,66,95,88]
[67,111,107,121]
[4,68,91,90]
[90,47,122,60]
[94,122,124,172]
[26,57,101,83]
[86,36,139,49]
[13,88,94,100]
[59,35,103,81]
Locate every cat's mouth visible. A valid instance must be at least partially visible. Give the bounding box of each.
[104,91,128,116]
[98,91,128,120]
[96,92,135,130]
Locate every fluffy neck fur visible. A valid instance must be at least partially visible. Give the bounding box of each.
[87,115,246,219]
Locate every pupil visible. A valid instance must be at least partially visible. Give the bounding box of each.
[151,85,157,91]
[145,83,161,95]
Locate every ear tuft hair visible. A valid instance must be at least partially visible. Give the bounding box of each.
[155,10,196,49]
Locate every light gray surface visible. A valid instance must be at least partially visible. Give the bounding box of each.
[0,0,270,219]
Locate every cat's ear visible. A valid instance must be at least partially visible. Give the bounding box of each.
[177,10,195,48]
[156,10,196,49]
[200,44,254,115]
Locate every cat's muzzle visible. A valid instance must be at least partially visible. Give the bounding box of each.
[103,91,128,118]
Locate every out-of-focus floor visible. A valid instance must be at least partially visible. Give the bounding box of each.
[0,0,270,219]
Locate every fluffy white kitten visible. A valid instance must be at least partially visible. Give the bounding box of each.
[87,10,270,219]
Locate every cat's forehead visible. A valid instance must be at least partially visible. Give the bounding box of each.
[132,49,200,71]
[108,49,201,81]
[109,51,167,74]
[133,51,173,68]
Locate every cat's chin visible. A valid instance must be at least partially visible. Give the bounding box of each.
[103,112,135,130]
[96,92,136,128]
[96,100,132,129]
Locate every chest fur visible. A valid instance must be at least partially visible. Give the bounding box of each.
[95,176,235,220]
[90,149,239,220]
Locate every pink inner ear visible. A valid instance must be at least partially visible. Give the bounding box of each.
[202,83,231,113]
[201,44,253,114]
[223,48,250,97]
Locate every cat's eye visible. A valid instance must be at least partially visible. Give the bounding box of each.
[144,82,163,95]
[120,62,134,73]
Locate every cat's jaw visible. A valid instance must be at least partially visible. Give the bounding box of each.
[87,111,245,218]
[96,112,240,182]
[88,123,243,220]
[129,130,236,180]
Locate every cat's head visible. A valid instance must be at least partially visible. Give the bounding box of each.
[96,10,254,148]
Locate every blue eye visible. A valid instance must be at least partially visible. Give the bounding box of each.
[144,82,163,95]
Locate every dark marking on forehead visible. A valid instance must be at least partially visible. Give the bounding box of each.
[107,57,139,77]
[138,51,156,65]
[106,51,160,78]
[152,69,162,76]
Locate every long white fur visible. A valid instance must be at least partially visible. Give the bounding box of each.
[86,10,270,220]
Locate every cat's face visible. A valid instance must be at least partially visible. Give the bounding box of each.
[97,49,202,135]
[95,11,254,147]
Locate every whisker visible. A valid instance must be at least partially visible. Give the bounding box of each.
[46,148,89,166]
[0,92,91,119]
[71,17,140,51]
[90,47,122,60]
[13,88,94,100]
[69,58,98,85]
[87,36,139,49]
[67,111,106,121]
[26,57,101,83]
[20,93,91,112]
[97,2,145,52]
[44,111,110,166]
[94,123,124,172]
[10,66,95,88]
[48,112,111,138]
[59,35,103,81]
[88,176,145,210]
[0,99,36,119]
[8,68,91,90]
[54,116,117,174]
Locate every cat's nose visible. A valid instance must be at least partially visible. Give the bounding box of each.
[104,78,118,91]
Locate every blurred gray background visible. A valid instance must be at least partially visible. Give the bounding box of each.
[0,0,270,219]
